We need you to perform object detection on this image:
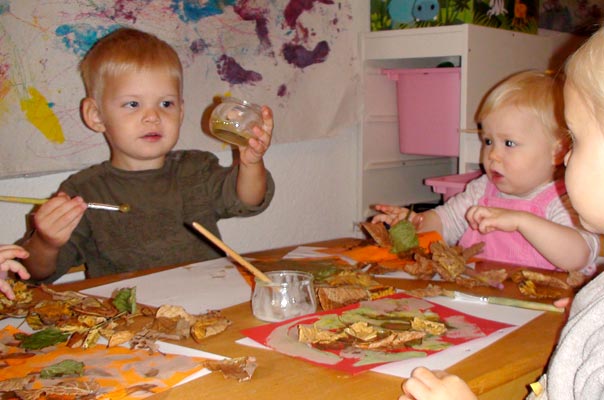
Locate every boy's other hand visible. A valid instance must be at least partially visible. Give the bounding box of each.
[33,192,88,248]
[400,367,477,400]
[240,105,273,165]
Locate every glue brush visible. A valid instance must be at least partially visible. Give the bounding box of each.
[0,195,131,213]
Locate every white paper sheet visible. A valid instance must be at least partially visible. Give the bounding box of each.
[81,258,252,314]
[236,294,542,378]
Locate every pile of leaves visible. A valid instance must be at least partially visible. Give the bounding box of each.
[360,222,583,297]
[297,301,448,352]
[360,222,503,289]
[0,281,231,352]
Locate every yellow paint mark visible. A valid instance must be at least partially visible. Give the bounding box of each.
[20,86,65,144]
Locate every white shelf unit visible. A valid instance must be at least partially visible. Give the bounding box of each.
[358,24,582,220]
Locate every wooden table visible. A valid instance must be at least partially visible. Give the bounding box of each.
[51,238,567,400]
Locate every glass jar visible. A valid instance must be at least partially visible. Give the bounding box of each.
[209,96,263,146]
[251,271,317,322]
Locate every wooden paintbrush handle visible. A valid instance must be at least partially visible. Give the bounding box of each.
[192,222,272,283]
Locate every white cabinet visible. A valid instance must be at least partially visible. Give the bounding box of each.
[358,24,583,220]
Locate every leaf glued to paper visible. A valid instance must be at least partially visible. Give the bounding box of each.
[15,327,70,350]
[40,359,85,378]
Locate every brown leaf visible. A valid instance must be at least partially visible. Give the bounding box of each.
[316,286,369,311]
[190,311,231,342]
[0,376,33,392]
[359,222,392,247]
[202,356,257,382]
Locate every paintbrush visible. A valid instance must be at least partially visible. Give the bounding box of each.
[442,289,564,313]
[0,195,131,213]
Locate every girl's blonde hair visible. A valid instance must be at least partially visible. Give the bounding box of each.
[79,27,183,102]
[476,70,568,144]
[565,27,604,129]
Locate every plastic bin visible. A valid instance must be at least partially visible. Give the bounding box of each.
[425,170,483,201]
[383,67,461,157]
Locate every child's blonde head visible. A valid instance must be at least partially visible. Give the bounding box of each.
[477,70,567,145]
[79,27,183,102]
[565,28,604,131]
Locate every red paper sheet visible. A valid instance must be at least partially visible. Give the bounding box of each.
[242,292,511,374]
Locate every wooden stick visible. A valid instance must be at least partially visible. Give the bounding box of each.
[192,221,272,283]
[0,195,47,205]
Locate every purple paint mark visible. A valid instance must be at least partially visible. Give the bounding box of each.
[112,0,141,23]
[216,55,262,85]
[190,38,209,54]
[284,0,334,28]
[282,41,329,69]
[277,84,287,97]
[233,1,272,52]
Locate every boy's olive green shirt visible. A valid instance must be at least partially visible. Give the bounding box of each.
[32,150,274,282]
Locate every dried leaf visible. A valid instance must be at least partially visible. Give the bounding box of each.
[107,330,134,348]
[359,222,392,247]
[112,287,137,314]
[15,328,70,350]
[40,359,85,378]
[298,325,348,344]
[389,219,419,254]
[411,317,447,335]
[190,311,231,342]
[0,376,33,392]
[202,356,257,382]
[354,331,425,350]
[316,286,369,311]
[343,322,379,341]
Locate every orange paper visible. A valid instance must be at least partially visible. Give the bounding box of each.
[320,231,444,263]
[1,326,207,399]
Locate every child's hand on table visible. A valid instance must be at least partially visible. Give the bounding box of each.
[400,367,477,400]
[0,244,30,300]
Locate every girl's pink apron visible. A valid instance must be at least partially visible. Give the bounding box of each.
[458,180,565,270]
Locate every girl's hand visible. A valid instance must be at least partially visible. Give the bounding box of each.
[465,206,524,233]
[371,205,423,229]
[0,244,31,300]
[240,106,273,165]
[400,367,477,400]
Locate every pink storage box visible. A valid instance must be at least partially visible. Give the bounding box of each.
[425,170,483,201]
[383,68,461,157]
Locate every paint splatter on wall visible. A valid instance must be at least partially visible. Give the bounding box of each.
[0,0,357,177]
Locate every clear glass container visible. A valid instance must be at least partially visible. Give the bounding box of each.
[209,96,263,146]
[251,271,317,322]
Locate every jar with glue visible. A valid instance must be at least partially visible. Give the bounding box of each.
[209,97,263,146]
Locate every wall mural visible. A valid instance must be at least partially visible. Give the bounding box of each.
[0,0,358,177]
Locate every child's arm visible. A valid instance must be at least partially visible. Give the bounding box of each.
[371,206,444,235]
[466,206,591,271]
[20,192,87,280]
[236,106,273,206]
[400,367,477,400]
[0,244,31,300]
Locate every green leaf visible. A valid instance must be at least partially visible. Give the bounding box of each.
[112,287,137,314]
[389,219,419,254]
[40,359,85,378]
[15,328,70,350]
